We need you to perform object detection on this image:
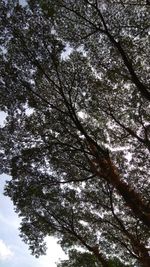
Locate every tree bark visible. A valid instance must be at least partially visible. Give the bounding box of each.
[88,143,150,228]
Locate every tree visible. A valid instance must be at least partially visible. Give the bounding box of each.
[0,1,149,266]
[57,250,130,267]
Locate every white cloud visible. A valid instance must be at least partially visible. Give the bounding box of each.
[0,239,14,260]
[38,237,68,267]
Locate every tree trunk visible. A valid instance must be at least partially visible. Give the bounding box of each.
[88,144,150,228]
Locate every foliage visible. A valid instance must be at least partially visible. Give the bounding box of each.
[57,250,130,267]
[0,1,150,267]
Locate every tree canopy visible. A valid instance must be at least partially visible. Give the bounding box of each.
[0,1,150,266]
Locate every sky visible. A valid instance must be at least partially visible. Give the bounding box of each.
[0,112,67,267]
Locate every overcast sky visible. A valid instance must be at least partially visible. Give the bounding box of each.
[0,112,67,267]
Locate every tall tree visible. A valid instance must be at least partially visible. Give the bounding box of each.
[0,1,149,266]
